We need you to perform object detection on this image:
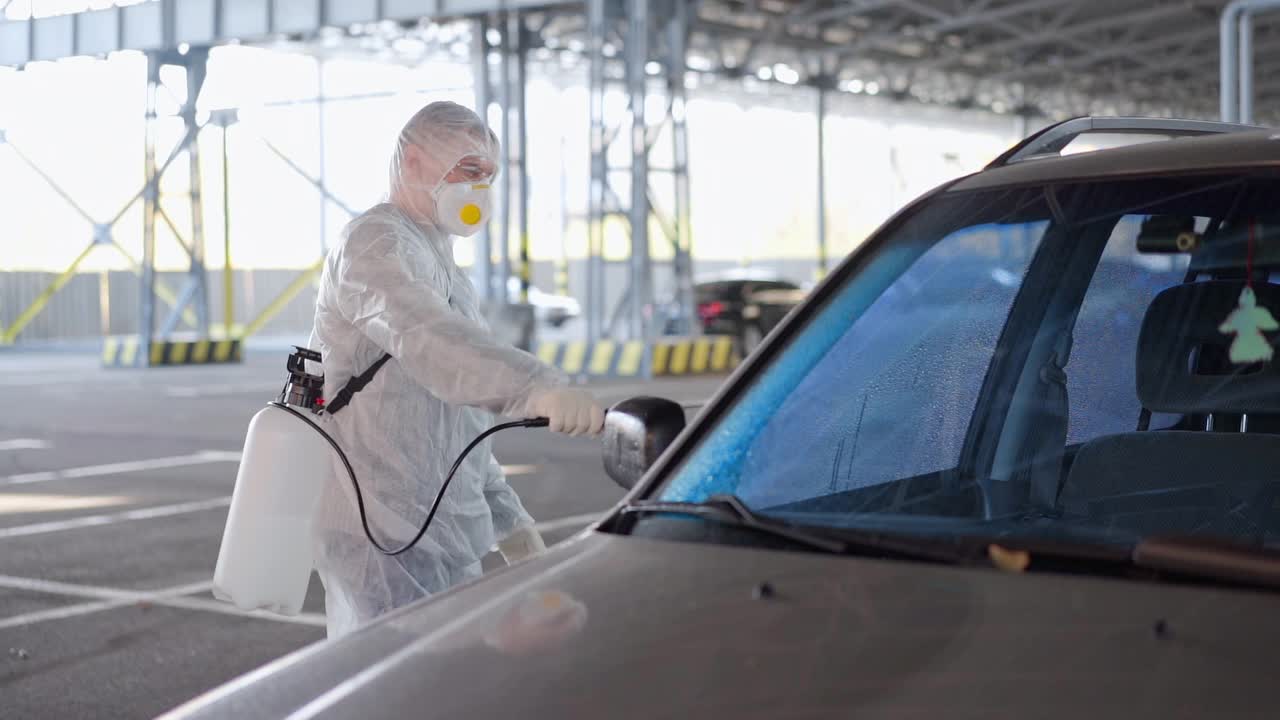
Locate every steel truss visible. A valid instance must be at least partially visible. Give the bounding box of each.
[585,0,695,344]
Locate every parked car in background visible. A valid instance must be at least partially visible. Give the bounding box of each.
[662,269,809,351]
[506,276,580,327]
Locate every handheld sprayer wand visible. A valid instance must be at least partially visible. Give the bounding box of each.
[269,400,549,556]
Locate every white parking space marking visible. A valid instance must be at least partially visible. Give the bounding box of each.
[0,450,241,486]
[0,439,50,451]
[0,599,130,630]
[0,574,212,602]
[157,594,326,627]
[0,494,135,514]
[532,512,603,535]
[0,497,232,539]
[0,575,325,629]
[164,383,280,398]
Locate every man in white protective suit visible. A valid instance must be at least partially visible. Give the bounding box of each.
[308,101,605,637]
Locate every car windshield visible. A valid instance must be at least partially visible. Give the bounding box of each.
[657,172,1280,551]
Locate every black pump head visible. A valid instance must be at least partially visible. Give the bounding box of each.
[284,346,325,411]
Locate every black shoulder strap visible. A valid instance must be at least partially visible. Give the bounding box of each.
[326,352,393,414]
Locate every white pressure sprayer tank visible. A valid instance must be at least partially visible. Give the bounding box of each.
[213,348,334,616]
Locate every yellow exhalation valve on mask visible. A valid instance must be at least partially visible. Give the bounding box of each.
[435,182,491,237]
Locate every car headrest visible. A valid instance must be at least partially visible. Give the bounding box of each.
[1137,280,1280,414]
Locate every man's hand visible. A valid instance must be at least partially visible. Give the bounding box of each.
[525,387,606,436]
[498,525,547,564]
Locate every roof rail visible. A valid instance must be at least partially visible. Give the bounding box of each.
[986,117,1267,169]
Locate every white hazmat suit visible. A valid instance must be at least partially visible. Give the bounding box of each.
[309,102,602,637]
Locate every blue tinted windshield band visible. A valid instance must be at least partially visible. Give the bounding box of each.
[662,245,919,502]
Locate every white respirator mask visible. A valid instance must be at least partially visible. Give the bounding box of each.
[432,181,492,237]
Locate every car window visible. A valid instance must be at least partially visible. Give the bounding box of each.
[660,184,1053,507]
[695,282,736,303]
[752,281,798,292]
[722,222,1044,508]
[1065,215,1194,443]
[656,174,1280,552]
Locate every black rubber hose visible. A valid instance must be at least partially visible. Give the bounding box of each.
[267,401,548,556]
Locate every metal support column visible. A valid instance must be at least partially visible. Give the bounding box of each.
[627,0,652,341]
[186,48,210,337]
[1240,10,1255,124]
[1015,111,1030,140]
[213,109,238,338]
[1220,0,1280,123]
[512,11,531,303]
[496,14,513,297]
[585,0,608,343]
[586,0,694,347]
[668,0,696,335]
[816,81,829,279]
[317,57,329,255]
[472,15,495,301]
[155,48,211,341]
[222,124,234,337]
[557,135,571,297]
[139,52,160,352]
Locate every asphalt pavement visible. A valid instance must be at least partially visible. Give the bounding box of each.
[0,345,726,719]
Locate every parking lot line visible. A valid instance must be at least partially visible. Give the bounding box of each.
[0,493,134,514]
[156,594,326,627]
[0,439,50,451]
[0,450,241,486]
[0,575,326,629]
[0,496,232,538]
[0,573,199,601]
[0,599,130,630]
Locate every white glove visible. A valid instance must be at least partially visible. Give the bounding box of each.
[525,387,605,436]
[498,525,547,564]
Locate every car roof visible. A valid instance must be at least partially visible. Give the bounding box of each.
[951,128,1280,193]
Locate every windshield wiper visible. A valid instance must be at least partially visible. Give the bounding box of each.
[616,494,973,564]
[1132,535,1280,591]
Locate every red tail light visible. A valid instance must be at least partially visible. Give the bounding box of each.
[698,301,724,320]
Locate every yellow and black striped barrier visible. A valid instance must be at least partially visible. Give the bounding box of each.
[102,336,243,368]
[536,336,740,378]
[650,336,740,376]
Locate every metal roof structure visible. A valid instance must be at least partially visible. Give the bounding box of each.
[2,1,1278,121]
[683,0,1280,122]
[2,0,1277,356]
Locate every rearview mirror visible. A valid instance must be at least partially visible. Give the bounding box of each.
[602,397,687,491]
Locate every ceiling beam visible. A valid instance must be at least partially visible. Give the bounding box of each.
[910,3,1197,72]
[790,0,902,27]
[828,0,1068,61]
[982,24,1217,83]
[896,0,1181,75]
[925,0,1068,34]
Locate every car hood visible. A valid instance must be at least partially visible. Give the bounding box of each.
[167,531,1280,719]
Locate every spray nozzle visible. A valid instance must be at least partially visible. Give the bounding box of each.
[284,346,326,412]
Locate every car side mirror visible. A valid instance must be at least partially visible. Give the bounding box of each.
[602,397,687,491]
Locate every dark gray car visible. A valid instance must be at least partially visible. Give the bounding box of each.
[167,119,1280,719]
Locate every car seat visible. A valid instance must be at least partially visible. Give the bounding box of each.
[1057,280,1280,540]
